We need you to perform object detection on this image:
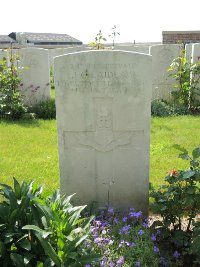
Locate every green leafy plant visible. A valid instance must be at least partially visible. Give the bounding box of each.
[89,30,107,50]
[151,99,173,117]
[0,48,28,120]
[168,49,200,111]
[150,146,200,265]
[0,178,101,266]
[109,25,120,48]
[151,99,192,117]
[28,99,56,119]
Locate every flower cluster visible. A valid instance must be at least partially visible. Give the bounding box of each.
[84,207,166,267]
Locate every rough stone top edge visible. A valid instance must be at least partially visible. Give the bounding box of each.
[20,47,49,51]
[54,50,152,62]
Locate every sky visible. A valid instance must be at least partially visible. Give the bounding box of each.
[1,0,200,44]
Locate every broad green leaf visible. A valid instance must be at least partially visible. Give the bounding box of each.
[36,262,44,267]
[17,238,31,251]
[13,177,21,198]
[192,147,200,159]
[0,241,5,257]
[10,209,19,225]
[75,234,88,247]
[0,224,6,231]
[23,225,52,238]
[23,225,43,233]
[179,153,190,160]
[0,204,9,218]
[79,253,102,264]
[24,253,34,265]
[190,160,199,167]
[182,170,195,179]
[35,232,61,267]
[10,253,25,267]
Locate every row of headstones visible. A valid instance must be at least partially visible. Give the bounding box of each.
[1,44,200,106]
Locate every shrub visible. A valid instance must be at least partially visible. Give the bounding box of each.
[28,99,56,119]
[0,178,101,266]
[151,99,173,117]
[151,99,192,117]
[0,50,28,120]
[150,146,200,266]
[168,49,200,110]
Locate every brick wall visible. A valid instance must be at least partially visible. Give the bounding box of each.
[163,31,200,44]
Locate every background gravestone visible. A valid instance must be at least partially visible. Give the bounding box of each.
[190,44,200,101]
[54,51,152,213]
[113,45,150,54]
[185,43,193,62]
[19,48,50,106]
[150,44,182,101]
[49,46,88,66]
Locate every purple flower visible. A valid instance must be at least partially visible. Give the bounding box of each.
[85,265,91,267]
[142,221,148,228]
[108,207,115,214]
[100,257,108,267]
[95,220,102,226]
[153,245,160,253]
[129,207,135,211]
[129,211,142,218]
[156,230,161,235]
[122,216,127,222]
[138,229,144,235]
[173,250,181,258]
[114,218,119,224]
[151,234,157,241]
[135,262,141,266]
[119,225,131,235]
[116,256,124,267]
[94,237,103,245]
[109,261,115,267]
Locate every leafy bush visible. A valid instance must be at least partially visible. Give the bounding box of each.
[0,51,28,120]
[150,146,200,266]
[168,49,200,110]
[151,99,192,117]
[151,99,173,117]
[28,99,56,119]
[0,178,101,266]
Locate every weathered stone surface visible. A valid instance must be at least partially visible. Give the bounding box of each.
[49,46,87,65]
[150,44,182,100]
[19,48,50,106]
[54,51,152,214]
[114,45,150,54]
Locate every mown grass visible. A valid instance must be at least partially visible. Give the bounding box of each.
[0,116,199,193]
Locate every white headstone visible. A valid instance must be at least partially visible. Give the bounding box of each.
[190,44,200,101]
[54,51,152,214]
[114,45,150,54]
[150,44,182,100]
[49,46,87,66]
[191,43,200,63]
[19,48,50,106]
[185,43,193,62]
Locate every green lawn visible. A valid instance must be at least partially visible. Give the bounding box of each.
[0,116,199,193]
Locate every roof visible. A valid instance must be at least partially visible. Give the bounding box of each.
[162,31,200,34]
[8,32,82,45]
[0,35,16,43]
